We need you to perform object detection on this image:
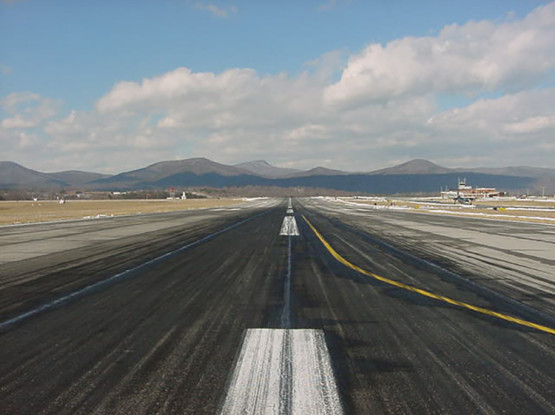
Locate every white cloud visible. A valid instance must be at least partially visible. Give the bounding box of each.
[2,3,554,172]
[424,89,555,166]
[97,67,324,132]
[286,124,329,141]
[1,92,60,129]
[97,67,259,114]
[325,3,555,107]
[38,109,176,172]
[2,91,40,113]
[193,2,237,18]
[428,89,555,137]
[504,116,555,134]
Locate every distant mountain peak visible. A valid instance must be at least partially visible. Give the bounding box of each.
[234,160,301,178]
[307,166,345,175]
[235,159,271,167]
[2,158,552,194]
[282,166,348,178]
[97,157,252,187]
[370,159,453,175]
[0,161,107,188]
[405,158,434,165]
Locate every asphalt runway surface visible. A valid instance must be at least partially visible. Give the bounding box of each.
[0,197,554,414]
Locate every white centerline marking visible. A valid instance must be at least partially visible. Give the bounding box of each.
[281,235,292,328]
[220,329,343,415]
[280,216,299,236]
[286,208,294,214]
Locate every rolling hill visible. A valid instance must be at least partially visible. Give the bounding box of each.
[369,159,454,175]
[1,158,552,194]
[89,158,252,189]
[0,162,108,189]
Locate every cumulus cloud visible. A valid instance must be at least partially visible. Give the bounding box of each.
[1,92,60,129]
[504,116,555,135]
[2,3,554,172]
[428,89,555,138]
[424,89,555,166]
[97,68,260,114]
[325,3,555,107]
[2,91,40,113]
[97,67,324,132]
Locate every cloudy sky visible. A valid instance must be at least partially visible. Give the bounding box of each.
[1,0,554,173]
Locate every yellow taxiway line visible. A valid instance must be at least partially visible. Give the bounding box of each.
[302,215,555,335]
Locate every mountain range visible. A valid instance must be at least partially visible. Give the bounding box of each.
[1,158,553,194]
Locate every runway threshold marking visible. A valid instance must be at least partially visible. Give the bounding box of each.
[0,211,268,330]
[220,329,343,415]
[302,215,555,335]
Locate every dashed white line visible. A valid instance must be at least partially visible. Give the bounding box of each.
[281,235,292,328]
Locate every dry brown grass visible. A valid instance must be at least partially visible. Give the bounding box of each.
[0,199,243,225]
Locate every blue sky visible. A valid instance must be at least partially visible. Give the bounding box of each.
[1,0,554,173]
[1,0,544,111]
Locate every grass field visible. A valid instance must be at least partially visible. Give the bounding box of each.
[0,199,243,225]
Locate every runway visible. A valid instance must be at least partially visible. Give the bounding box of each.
[0,197,553,414]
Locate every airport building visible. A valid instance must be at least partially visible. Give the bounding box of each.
[441,178,503,200]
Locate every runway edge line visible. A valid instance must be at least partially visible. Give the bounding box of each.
[0,210,270,330]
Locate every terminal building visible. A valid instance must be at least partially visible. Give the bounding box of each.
[441,178,503,201]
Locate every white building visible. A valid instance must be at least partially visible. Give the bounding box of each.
[441,178,502,200]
